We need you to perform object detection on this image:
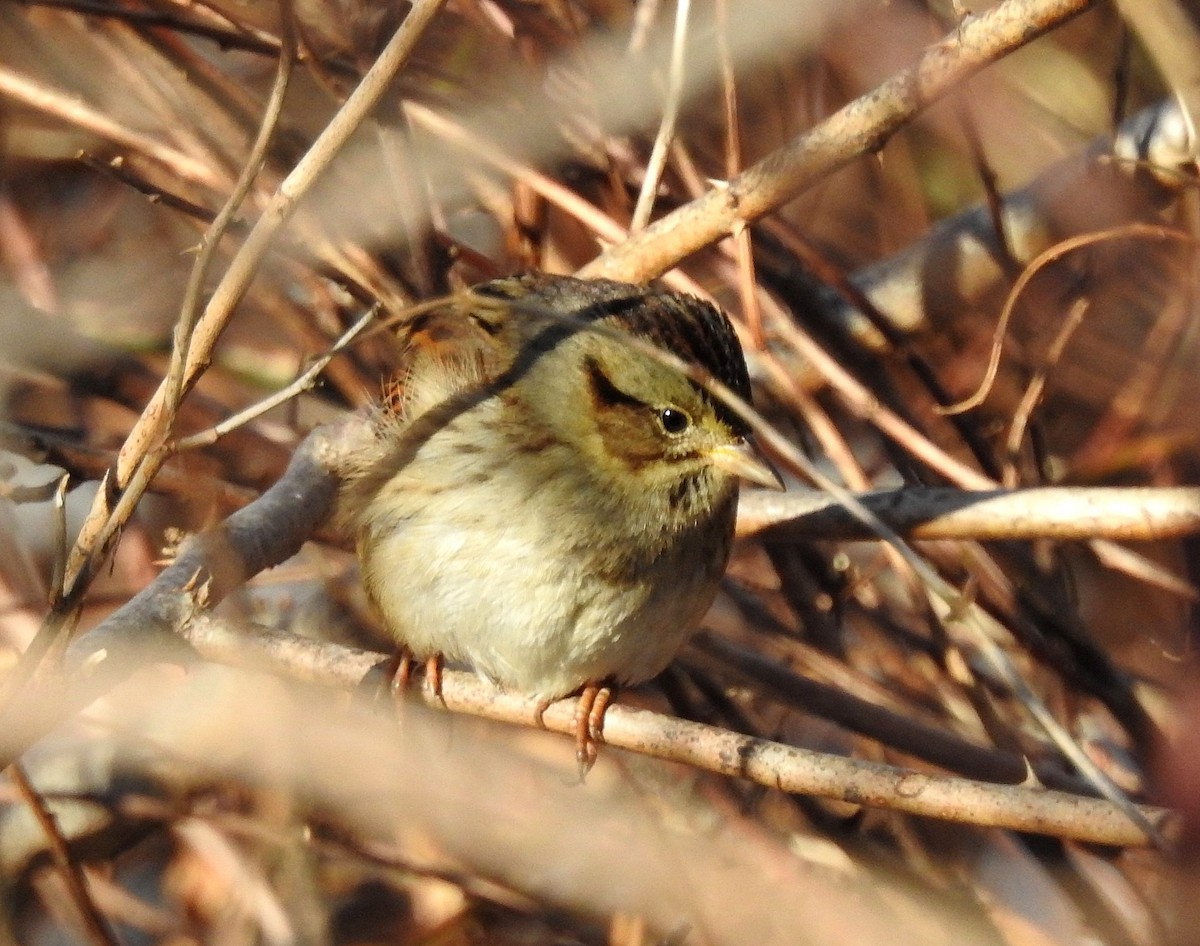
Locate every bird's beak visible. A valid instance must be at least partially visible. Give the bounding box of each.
[708,439,785,491]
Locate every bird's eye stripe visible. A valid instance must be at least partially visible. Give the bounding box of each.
[468,312,504,335]
[584,357,646,410]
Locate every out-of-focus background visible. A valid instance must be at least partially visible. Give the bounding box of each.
[1,0,1199,943]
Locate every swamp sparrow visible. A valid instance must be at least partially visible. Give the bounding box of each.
[338,274,781,766]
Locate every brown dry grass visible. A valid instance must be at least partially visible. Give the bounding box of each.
[1,1,1199,944]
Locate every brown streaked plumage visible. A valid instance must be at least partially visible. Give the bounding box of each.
[338,273,781,768]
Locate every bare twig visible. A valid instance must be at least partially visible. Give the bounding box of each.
[156,0,297,445]
[1004,296,1090,484]
[0,65,219,188]
[767,314,997,489]
[629,0,691,232]
[11,764,121,946]
[175,613,1171,848]
[580,0,1097,282]
[941,223,1191,416]
[173,305,378,451]
[11,0,280,54]
[77,152,231,225]
[714,0,763,348]
[686,632,1094,795]
[736,484,1200,542]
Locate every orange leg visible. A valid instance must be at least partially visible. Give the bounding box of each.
[530,684,618,776]
[389,649,415,698]
[378,648,445,708]
[361,649,414,709]
[574,682,615,776]
[425,653,445,703]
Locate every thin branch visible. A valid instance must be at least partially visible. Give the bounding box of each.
[77,152,234,226]
[686,632,1094,795]
[714,0,764,348]
[12,0,280,54]
[954,92,1021,277]
[766,313,997,489]
[11,764,121,946]
[736,484,1200,541]
[1091,538,1200,599]
[761,220,1004,481]
[580,0,1097,282]
[940,223,1191,416]
[1004,296,1089,484]
[173,305,378,451]
[176,613,1172,848]
[630,0,691,231]
[0,64,220,188]
[167,2,297,429]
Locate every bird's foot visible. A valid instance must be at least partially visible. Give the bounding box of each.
[387,648,415,696]
[574,682,615,778]
[424,653,445,703]
[375,648,444,707]
[531,682,617,779]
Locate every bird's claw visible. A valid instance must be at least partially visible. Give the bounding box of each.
[574,683,614,778]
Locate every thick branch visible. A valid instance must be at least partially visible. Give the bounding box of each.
[833,97,1197,343]
[0,423,350,767]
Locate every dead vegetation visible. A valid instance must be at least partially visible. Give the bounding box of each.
[1,0,1199,943]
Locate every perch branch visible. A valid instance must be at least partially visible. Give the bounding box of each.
[177,613,1172,848]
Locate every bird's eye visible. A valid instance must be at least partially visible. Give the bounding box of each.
[658,407,690,434]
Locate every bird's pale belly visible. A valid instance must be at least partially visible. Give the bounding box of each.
[360,493,718,700]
